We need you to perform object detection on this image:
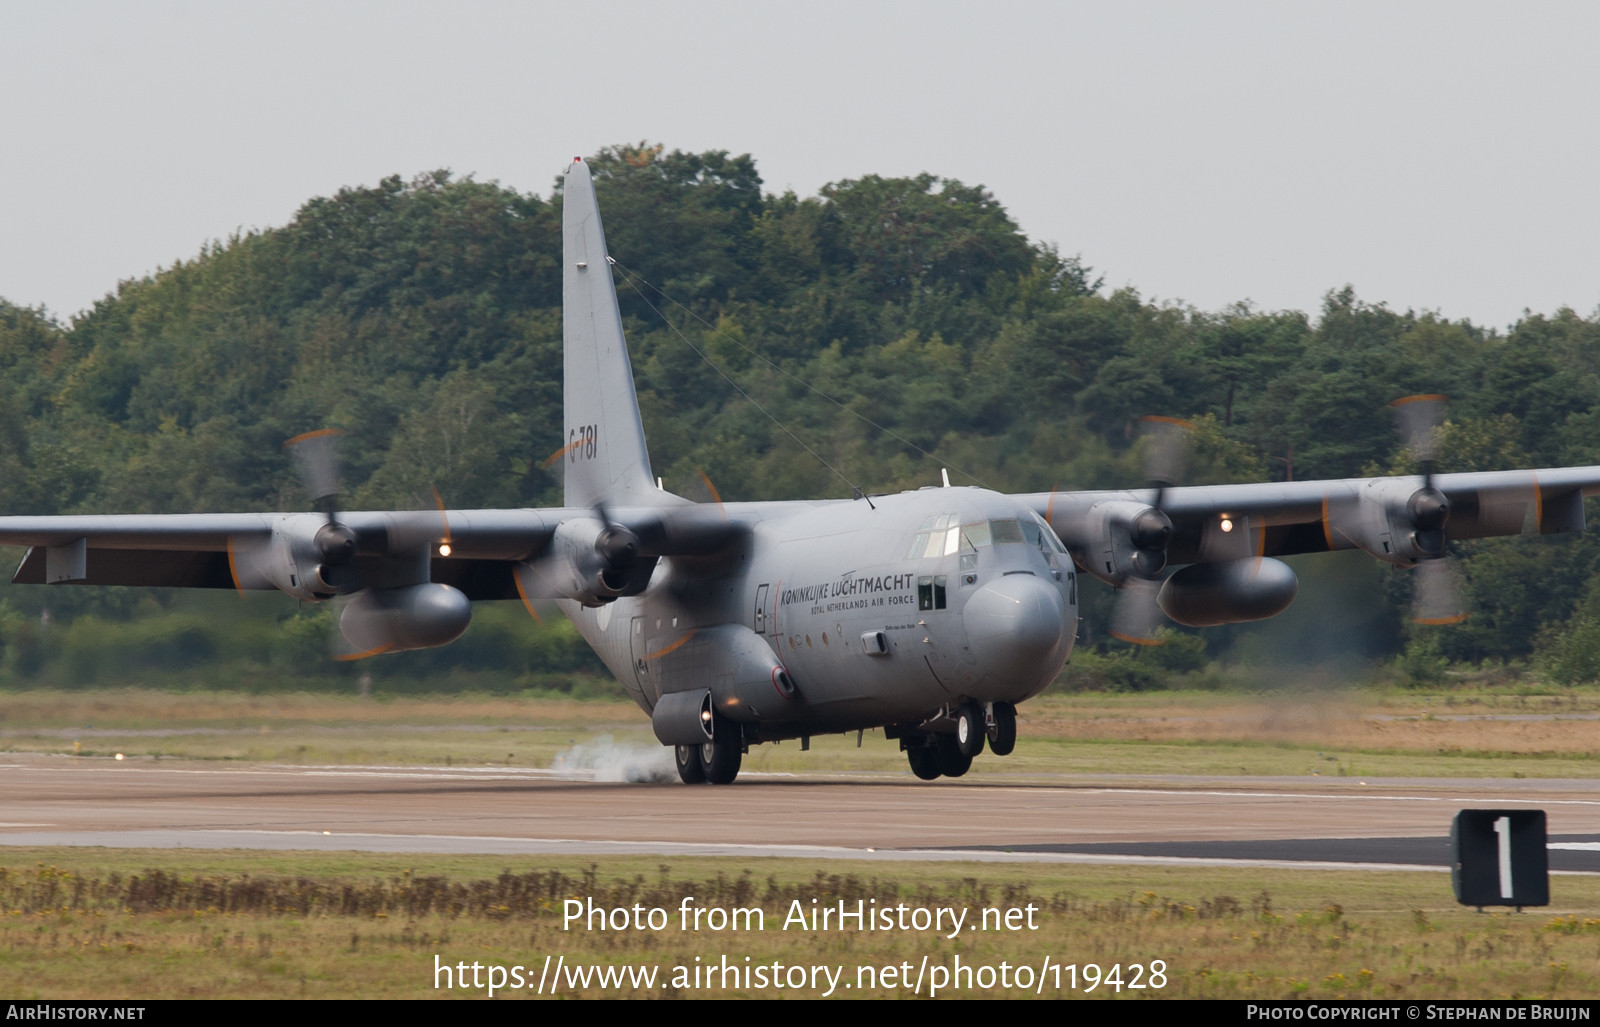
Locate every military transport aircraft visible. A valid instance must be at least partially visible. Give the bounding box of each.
[3,158,1597,785]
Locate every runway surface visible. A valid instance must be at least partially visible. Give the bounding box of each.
[7,754,1600,870]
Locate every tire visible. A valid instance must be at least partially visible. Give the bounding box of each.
[987,701,1017,757]
[934,734,972,778]
[698,715,743,784]
[907,744,942,780]
[675,744,706,784]
[955,703,986,758]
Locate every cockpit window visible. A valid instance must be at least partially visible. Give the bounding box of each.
[905,514,961,559]
[990,519,1026,544]
[909,514,1066,560]
[1033,514,1069,554]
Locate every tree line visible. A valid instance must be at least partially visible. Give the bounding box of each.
[1,142,1598,690]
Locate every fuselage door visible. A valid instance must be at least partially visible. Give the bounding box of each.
[629,616,652,699]
[754,583,769,633]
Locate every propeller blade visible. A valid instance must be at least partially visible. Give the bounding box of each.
[330,589,394,661]
[1320,490,1364,552]
[1390,395,1448,471]
[384,505,452,554]
[682,468,727,519]
[1412,557,1469,625]
[226,534,276,596]
[284,429,344,509]
[1108,576,1167,646]
[432,487,452,549]
[1138,416,1195,494]
[512,557,577,623]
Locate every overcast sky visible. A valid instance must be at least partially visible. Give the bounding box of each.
[3,1,1596,330]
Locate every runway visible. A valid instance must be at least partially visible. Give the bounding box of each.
[6,753,1600,871]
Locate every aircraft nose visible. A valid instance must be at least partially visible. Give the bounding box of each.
[963,573,1066,685]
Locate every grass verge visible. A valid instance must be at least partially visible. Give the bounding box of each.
[9,687,1600,779]
[2,848,1599,999]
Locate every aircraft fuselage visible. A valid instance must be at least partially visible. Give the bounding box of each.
[564,486,1078,740]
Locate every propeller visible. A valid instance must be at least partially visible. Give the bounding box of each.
[512,501,655,615]
[1390,395,1468,626]
[227,429,353,596]
[593,501,643,592]
[1322,396,1468,625]
[510,468,740,618]
[283,429,361,593]
[1108,416,1192,645]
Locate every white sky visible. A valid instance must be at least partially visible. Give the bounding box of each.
[2,0,1597,330]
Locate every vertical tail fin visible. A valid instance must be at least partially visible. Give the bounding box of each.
[562,158,657,508]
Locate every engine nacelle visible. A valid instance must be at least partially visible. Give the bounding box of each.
[1157,557,1298,627]
[1327,478,1450,567]
[549,518,657,606]
[338,582,472,654]
[239,515,352,601]
[1068,500,1173,586]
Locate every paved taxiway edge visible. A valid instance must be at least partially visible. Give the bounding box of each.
[0,827,1556,872]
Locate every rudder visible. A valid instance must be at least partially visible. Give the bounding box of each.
[562,158,657,508]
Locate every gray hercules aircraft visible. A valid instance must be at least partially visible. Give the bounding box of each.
[4,158,1599,785]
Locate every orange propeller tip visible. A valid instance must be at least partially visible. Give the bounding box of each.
[334,644,393,662]
[542,439,582,468]
[283,427,345,448]
[1390,394,1450,407]
[1108,630,1166,647]
[696,468,724,507]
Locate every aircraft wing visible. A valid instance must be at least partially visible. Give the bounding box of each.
[0,504,742,599]
[1026,465,1600,571]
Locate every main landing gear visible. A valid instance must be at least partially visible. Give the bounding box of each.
[903,701,1016,780]
[676,711,742,785]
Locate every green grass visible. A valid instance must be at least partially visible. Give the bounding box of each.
[10,685,1600,779]
[3,848,1599,999]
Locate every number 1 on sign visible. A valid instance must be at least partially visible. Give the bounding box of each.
[1494,815,1513,899]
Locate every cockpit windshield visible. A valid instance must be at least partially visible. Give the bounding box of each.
[907,514,1068,559]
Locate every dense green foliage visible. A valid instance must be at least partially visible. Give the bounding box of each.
[1,142,1598,690]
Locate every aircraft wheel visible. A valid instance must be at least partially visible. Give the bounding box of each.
[934,734,972,778]
[987,701,1017,756]
[907,744,942,781]
[955,703,986,758]
[699,717,742,784]
[675,744,705,784]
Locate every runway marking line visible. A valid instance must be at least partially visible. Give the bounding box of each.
[2,826,1594,875]
[22,764,1600,801]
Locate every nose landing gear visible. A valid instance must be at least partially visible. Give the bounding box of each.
[907,744,941,781]
[987,701,1017,756]
[955,703,986,758]
[901,700,1019,781]
[933,734,972,777]
[903,733,973,780]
